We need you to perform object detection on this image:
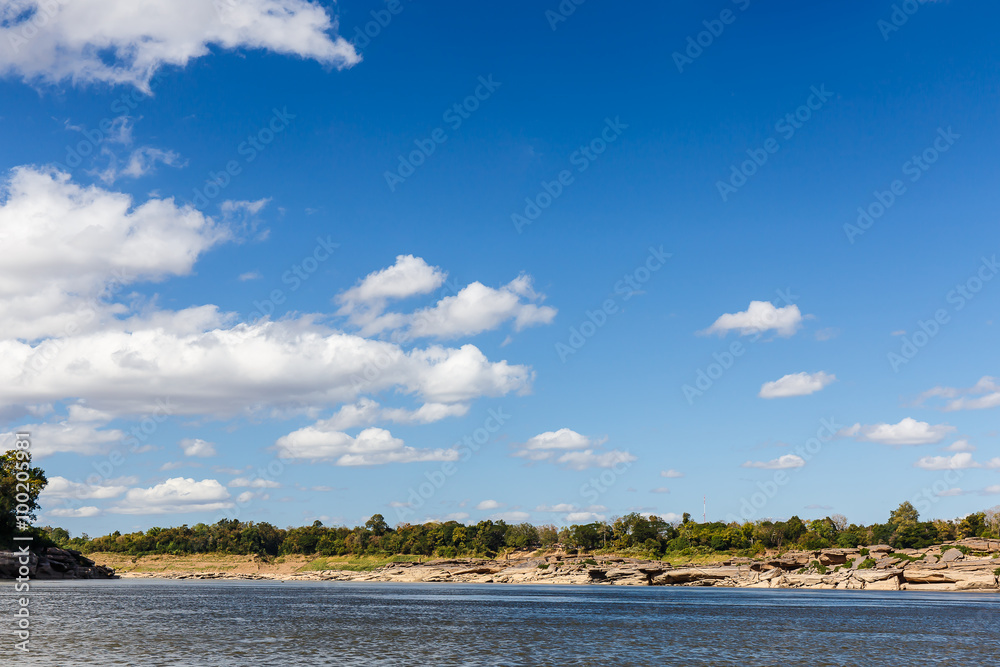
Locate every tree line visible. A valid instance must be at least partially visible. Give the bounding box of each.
[39,502,1000,559]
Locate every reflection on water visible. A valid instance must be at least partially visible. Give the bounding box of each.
[6,580,1000,666]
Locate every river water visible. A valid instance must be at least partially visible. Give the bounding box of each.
[5,580,999,665]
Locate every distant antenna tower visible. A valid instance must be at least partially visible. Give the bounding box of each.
[703,496,706,523]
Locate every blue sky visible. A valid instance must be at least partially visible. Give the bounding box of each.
[1,0,998,535]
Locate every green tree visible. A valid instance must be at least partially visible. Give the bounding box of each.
[1,450,48,548]
[889,501,919,527]
[365,513,389,537]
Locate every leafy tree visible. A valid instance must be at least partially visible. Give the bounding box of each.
[1,450,48,548]
[365,514,389,537]
[889,501,919,527]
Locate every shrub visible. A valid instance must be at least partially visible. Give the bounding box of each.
[858,558,877,570]
[583,558,597,565]
[537,563,549,569]
[859,548,870,556]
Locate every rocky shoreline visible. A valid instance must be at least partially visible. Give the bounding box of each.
[0,547,116,579]
[119,538,1000,592]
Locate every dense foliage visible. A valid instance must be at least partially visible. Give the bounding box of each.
[0,450,48,548]
[41,502,1000,559]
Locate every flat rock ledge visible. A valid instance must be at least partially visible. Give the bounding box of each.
[119,539,1000,592]
[0,547,115,579]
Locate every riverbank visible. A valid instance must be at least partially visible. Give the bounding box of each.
[99,538,1000,592]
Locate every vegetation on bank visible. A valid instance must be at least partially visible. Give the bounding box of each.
[35,502,1000,561]
[4,455,998,560]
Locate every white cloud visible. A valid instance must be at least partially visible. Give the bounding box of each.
[180,438,216,458]
[47,506,102,518]
[315,398,469,432]
[405,276,556,340]
[565,511,605,523]
[702,301,805,337]
[336,255,446,331]
[535,503,577,513]
[914,452,980,471]
[108,477,232,514]
[650,487,671,494]
[759,371,835,399]
[983,485,1000,495]
[944,439,975,452]
[936,488,964,497]
[741,454,806,470]
[522,428,594,451]
[229,477,281,489]
[0,419,122,458]
[917,377,1000,412]
[39,476,127,500]
[238,271,262,282]
[514,428,634,470]
[839,418,955,446]
[660,469,683,478]
[97,147,183,184]
[275,426,458,466]
[0,166,229,340]
[476,500,503,510]
[0,0,359,89]
[337,257,556,342]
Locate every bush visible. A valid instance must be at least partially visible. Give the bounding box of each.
[859,548,870,556]
[858,558,877,570]
[537,563,549,569]
[583,558,597,565]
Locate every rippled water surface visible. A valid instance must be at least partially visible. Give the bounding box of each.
[4,580,999,665]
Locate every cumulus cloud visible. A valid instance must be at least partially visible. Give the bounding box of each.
[914,453,1000,471]
[0,0,359,89]
[917,377,1000,412]
[337,257,556,342]
[491,511,530,522]
[660,469,684,478]
[0,418,122,458]
[47,506,101,518]
[275,426,458,466]
[311,397,469,432]
[944,439,975,452]
[108,477,232,514]
[565,511,606,523]
[180,438,216,458]
[0,166,229,340]
[759,371,836,399]
[702,301,805,337]
[405,276,556,340]
[476,499,503,510]
[514,428,635,470]
[741,454,806,470]
[839,418,955,446]
[39,476,128,500]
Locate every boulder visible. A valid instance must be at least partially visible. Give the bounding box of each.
[940,548,964,563]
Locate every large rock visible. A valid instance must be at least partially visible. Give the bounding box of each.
[940,548,964,563]
[652,566,739,585]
